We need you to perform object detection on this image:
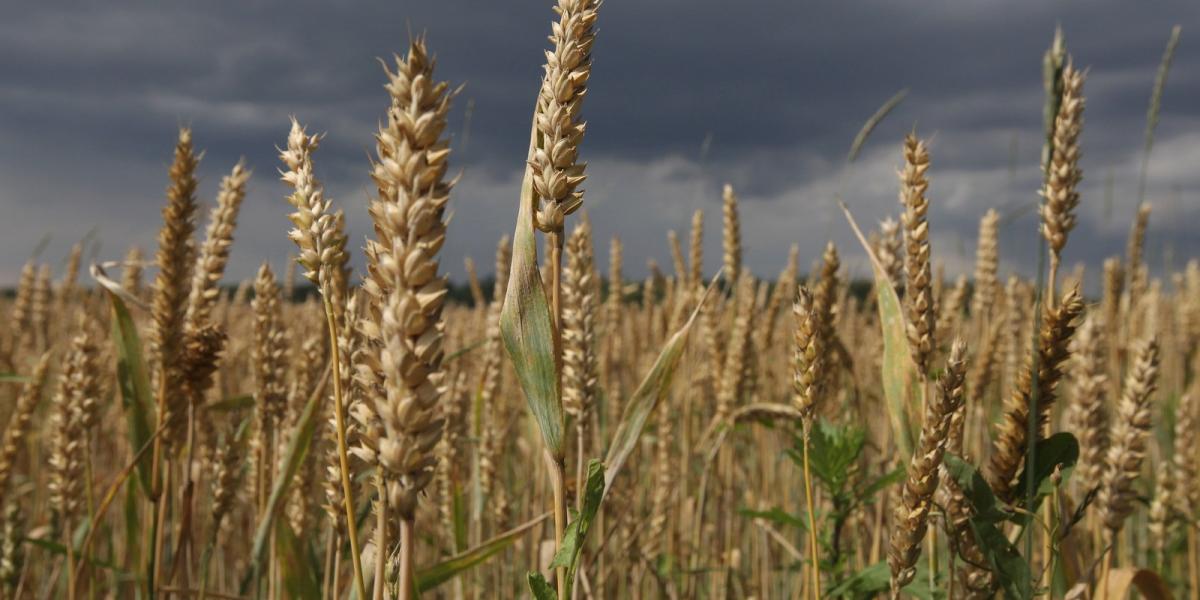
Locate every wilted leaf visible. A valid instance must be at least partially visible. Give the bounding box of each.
[416,512,550,593]
[604,273,719,495]
[838,200,917,458]
[275,518,321,600]
[500,125,564,459]
[240,364,330,593]
[1104,568,1172,600]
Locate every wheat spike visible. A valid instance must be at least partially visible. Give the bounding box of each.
[970,209,999,322]
[1040,63,1086,260]
[792,286,823,426]
[1069,315,1108,489]
[49,324,102,536]
[58,243,83,312]
[1126,203,1152,303]
[987,286,1083,502]
[722,184,743,285]
[187,160,250,332]
[281,118,350,307]
[122,246,145,299]
[688,208,705,290]
[28,265,51,352]
[253,263,289,448]
[7,261,36,355]
[531,0,599,234]
[0,353,52,495]
[899,134,935,375]
[1098,336,1159,539]
[889,340,966,594]
[152,128,201,453]
[563,220,598,446]
[362,38,455,520]
[716,274,755,422]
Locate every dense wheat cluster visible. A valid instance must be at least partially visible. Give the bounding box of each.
[0,8,1195,600]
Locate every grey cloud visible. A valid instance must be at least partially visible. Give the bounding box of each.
[0,1,1198,286]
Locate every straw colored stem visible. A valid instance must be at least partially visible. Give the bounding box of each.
[800,430,820,600]
[324,297,367,600]
[399,519,416,600]
[544,449,568,599]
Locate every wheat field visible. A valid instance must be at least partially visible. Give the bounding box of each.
[0,4,1195,599]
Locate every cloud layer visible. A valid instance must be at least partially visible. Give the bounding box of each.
[1,1,1197,286]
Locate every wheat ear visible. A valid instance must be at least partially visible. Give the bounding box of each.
[900,134,935,376]
[987,286,1083,502]
[890,340,966,595]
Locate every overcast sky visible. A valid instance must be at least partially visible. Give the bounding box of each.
[1,2,1198,287]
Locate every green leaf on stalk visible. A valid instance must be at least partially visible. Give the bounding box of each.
[101,285,156,495]
[1014,432,1078,513]
[738,506,809,531]
[550,460,604,593]
[527,571,557,600]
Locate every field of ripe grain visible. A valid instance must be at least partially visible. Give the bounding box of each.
[0,3,1195,599]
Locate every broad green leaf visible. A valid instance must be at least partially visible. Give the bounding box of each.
[103,287,156,495]
[275,518,322,600]
[416,512,549,593]
[838,200,916,458]
[240,364,330,594]
[737,506,809,531]
[971,518,1031,600]
[550,460,604,595]
[795,419,866,493]
[827,560,943,599]
[203,394,254,412]
[827,560,887,598]
[24,535,133,577]
[123,477,141,576]
[0,373,29,383]
[945,456,1029,598]
[1015,432,1078,512]
[944,454,1009,524]
[604,274,719,494]
[499,125,564,458]
[451,484,468,553]
[527,571,557,600]
[899,564,944,600]
[855,466,906,503]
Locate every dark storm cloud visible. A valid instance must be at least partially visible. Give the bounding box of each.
[0,1,1197,286]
